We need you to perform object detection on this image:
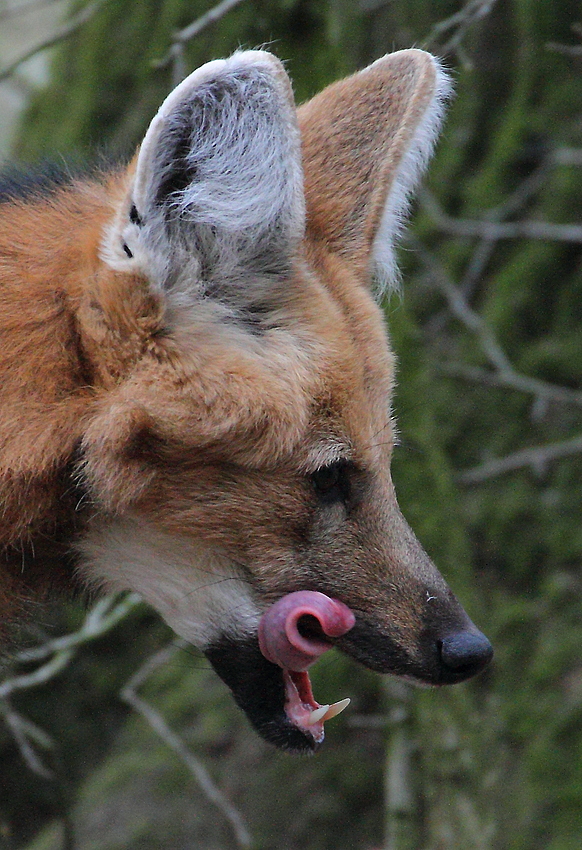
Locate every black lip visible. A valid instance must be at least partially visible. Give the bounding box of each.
[336,617,493,685]
[205,636,319,754]
[335,619,414,676]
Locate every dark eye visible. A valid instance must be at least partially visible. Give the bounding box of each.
[311,461,352,505]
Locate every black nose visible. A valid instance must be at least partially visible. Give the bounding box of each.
[438,630,493,683]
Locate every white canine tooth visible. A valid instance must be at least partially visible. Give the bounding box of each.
[308,704,330,725]
[322,698,351,721]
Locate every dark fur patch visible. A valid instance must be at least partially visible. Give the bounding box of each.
[0,163,77,204]
[336,617,418,678]
[0,158,121,205]
[205,635,319,753]
[155,106,198,207]
[129,203,143,226]
[0,444,92,612]
[337,609,492,685]
[123,423,169,465]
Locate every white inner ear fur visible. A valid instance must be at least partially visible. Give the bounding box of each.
[102,51,305,297]
[78,517,261,648]
[372,55,452,295]
[134,51,304,237]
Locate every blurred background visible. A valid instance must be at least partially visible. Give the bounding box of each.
[1,1,581,848]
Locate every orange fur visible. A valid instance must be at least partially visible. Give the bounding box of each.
[0,50,490,750]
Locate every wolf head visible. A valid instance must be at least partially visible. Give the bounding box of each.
[71,50,492,752]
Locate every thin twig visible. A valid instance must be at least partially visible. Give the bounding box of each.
[460,158,552,296]
[155,0,249,74]
[422,190,582,244]
[546,42,582,57]
[173,0,248,46]
[424,0,499,59]
[0,593,142,786]
[383,680,417,850]
[10,593,141,668]
[457,433,582,484]
[0,646,76,699]
[1,700,56,779]
[120,642,252,849]
[436,353,582,408]
[413,240,582,408]
[0,0,106,84]
[553,147,582,166]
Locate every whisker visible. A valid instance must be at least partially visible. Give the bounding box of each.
[178,575,250,600]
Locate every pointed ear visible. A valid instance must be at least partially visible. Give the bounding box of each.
[102,51,305,295]
[297,49,451,291]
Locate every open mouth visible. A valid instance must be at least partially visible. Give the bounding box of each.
[258,590,355,746]
[205,590,493,752]
[204,635,350,753]
[205,591,355,753]
[282,669,351,745]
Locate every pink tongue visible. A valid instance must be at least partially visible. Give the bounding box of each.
[258,591,356,672]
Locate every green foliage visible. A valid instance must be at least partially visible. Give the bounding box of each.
[16,0,355,161]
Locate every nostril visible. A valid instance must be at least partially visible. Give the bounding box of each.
[439,630,494,678]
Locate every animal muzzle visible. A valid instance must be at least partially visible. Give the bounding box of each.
[258,589,493,686]
[206,590,492,754]
[334,604,493,686]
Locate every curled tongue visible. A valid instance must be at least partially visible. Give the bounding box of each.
[258,590,356,671]
[258,591,355,739]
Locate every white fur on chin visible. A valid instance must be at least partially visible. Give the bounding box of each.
[78,516,261,648]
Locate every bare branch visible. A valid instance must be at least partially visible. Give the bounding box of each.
[120,642,252,849]
[0,0,61,23]
[0,646,76,699]
[0,593,142,785]
[383,680,418,849]
[155,0,249,78]
[459,158,552,296]
[431,148,581,300]
[546,42,582,57]
[457,434,582,484]
[422,190,582,244]
[436,354,582,409]
[424,0,499,61]
[1,700,55,779]
[0,0,106,84]
[426,0,498,40]
[0,593,140,699]
[173,0,248,46]
[553,147,582,166]
[11,592,142,667]
[412,240,582,408]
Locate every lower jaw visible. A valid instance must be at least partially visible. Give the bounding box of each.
[205,636,321,752]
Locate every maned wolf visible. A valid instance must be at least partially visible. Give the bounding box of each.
[0,49,492,752]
